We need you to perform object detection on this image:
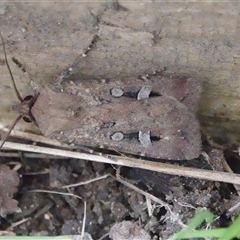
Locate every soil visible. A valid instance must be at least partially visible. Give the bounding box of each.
[0,147,240,239]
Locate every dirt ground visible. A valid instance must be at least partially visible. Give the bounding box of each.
[1,2,240,239]
[0,148,240,239]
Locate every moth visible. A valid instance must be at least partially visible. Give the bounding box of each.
[0,33,202,160]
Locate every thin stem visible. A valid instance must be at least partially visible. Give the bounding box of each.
[0,115,21,149]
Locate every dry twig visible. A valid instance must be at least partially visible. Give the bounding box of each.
[2,141,240,185]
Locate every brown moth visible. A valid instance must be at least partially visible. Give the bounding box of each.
[0,33,202,160]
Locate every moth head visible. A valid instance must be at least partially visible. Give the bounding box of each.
[0,32,38,149]
[12,94,37,123]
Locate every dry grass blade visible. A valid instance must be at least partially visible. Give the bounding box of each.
[0,116,22,149]
[114,175,171,211]
[3,141,240,185]
[61,174,111,189]
[0,126,70,148]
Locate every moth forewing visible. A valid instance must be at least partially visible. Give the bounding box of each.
[62,75,202,113]
[31,83,201,160]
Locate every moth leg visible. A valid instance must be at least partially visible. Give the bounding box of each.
[11,57,38,91]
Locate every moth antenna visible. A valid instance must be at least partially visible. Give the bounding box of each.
[11,57,38,91]
[73,35,99,66]
[81,35,99,57]
[0,115,21,149]
[52,35,99,85]
[0,32,23,102]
